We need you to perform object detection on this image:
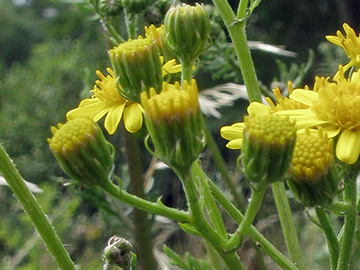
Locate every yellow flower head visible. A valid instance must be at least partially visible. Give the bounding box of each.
[326,23,360,78]
[141,80,199,124]
[288,128,340,207]
[287,67,360,164]
[292,128,333,183]
[266,81,309,112]
[109,34,163,102]
[241,114,296,186]
[141,79,204,170]
[66,68,143,135]
[48,118,113,186]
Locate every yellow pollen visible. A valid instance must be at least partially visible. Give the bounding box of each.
[245,114,296,145]
[91,68,126,107]
[141,80,199,123]
[48,118,97,154]
[110,36,154,56]
[292,128,333,183]
[266,82,308,112]
[311,70,360,130]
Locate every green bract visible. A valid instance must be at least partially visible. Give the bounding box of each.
[48,118,113,186]
[241,114,296,188]
[141,80,205,172]
[109,36,163,103]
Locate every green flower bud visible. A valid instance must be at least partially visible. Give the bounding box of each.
[103,235,134,270]
[141,79,205,171]
[288,128,341,207]
[109,35,163,103]
[99,0,123,16]
[164,3,211,63]
[48,118,113,186]
[241,114,296,188]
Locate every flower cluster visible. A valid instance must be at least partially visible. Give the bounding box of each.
[221,23,360,204]
[67,24,182,135]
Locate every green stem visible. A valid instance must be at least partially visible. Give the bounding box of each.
[192,161,228,237]
[0,144,75,270]
[122,129,157,270]
[204,124,245,210]
[180,58,194,85]
[225,184,266,251]
[124,10,136,39]
[315,206,339,270]
[177,165,244,270]
[102,179,189,223]
[208,180,299,270]
[211,0,262,103]
[237,0,249,19]
[271,182,304,270]
[336,165,357,270]
[100,15,125,45]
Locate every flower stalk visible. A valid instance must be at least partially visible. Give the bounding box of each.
[315,206,339,270]
[336,164,358,270]
[207,179,299,270]
[174,164,244,270]
[272,182,304,270]
[210,0,261,103]
[0,144,76,270]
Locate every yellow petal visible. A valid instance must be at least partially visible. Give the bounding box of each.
[220,124,244,140]
[104,103,125,135]
[226,138,243,149]
[124,103,143,133]
[66,98,108,121]
[322,125,341,138]
[247,102,269,116]
[325,35,342,46]
[290,90,318,106]
[336,128,360,164]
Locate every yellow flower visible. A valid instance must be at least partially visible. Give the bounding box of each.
[326,23,360,78]
[220,82,303,150]
[66,68,143,135]
[141,80,205,170]
[288,128,340,207]
[285,66,360,164]
[220,102,269,149]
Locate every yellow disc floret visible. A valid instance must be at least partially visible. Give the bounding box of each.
[291,128,333,183]
[245,114,296,146]
[49,117,97,155]
[110,36,154,56]
[141,80,199,123]
[140,79,204,170]
[241,114,296,187]
[48,118,113,186]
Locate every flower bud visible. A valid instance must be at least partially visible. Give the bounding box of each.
[109,35,163,103]
[288,128,341,207]
[164,3,210,63]
[48,118,113,186]
[99,0,123,16]
[103,235,134,270]
[141,79,205,171]
[241,114,296,188]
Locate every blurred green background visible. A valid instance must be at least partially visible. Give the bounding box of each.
[0,0,358,269]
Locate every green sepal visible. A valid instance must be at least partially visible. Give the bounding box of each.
[287,164,341,207]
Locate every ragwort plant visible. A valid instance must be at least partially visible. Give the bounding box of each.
[1,0,360,269]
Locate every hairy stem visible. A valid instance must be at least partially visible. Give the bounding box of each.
[0,144,75,270]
